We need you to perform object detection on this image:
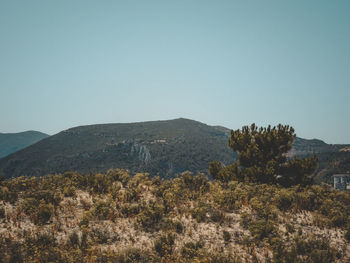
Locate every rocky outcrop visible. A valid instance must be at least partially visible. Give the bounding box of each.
[130,141,151,164]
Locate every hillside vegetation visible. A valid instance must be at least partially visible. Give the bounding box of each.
[0,119,235,178]
[0,170,350,262]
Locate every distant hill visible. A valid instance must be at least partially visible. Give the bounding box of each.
[0,119,236,178]
[0,119,349,183]
[287,137,350,184]
[0,131,49,159]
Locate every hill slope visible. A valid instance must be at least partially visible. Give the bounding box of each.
[288,137,350,184]
[0,119,349,182]
[0,131,49,159]
[0,119,236,178]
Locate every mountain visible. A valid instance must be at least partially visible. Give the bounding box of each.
[0,118,236,178]
[287,137,350,184]
[0,131,49,159]
[0,119,349,183]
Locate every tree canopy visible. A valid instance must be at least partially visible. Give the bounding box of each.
[209,123,318,187]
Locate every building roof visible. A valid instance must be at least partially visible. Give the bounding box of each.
[333,174,350,177]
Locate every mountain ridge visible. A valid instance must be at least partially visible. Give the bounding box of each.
[0,119,349,183]
[0,130,49,159]
[0,118,235,178]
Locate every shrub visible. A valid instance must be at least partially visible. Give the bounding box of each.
[0,187,18,204]
[215,188,239,211]
[250,197,278,220]
[137,203,164,230]
[248,219,277,242]
[294,235,338,263]
[209,208,225,223]
[174,220,184,234]
[240,212,251,229]
[0,206,5,218]
[161,219,183,234]
[181,240,204,259]
[80,198,92,210]
[63,185,76,197]
[345,228,350,242]
[79,215,90,228]
[92,200,113,220]
[123,188,140,202]
[81,230,88,249]
[120,203,141,218]
[223,230,231,242]
[91,226,119,244]
[93,173,110,194]
[27,190,61,206]
[154,233,175,257]
[35,201,54,225]
[69,231,80,247]
[285,223,295,233]
[181,172,209,194]
[116,248,154,263]
[22,197,38,215]
[191,205,207,223]
[274,189,294,211]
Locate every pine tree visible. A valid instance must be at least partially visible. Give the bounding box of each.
[210,123,318,187]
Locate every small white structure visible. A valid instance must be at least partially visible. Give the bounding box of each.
[333,174,349,190]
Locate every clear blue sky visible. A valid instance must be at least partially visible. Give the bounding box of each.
[1,1,349,143]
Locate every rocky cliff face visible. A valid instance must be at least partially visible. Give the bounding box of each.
[130,140,151,164]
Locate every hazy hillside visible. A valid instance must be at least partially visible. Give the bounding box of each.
[0,131,49,159]
[0,119,236,178]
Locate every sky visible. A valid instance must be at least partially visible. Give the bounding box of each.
[0,1,349,144]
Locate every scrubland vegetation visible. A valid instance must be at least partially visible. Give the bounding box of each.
[0,124,349,262]
[0,170,350,262]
